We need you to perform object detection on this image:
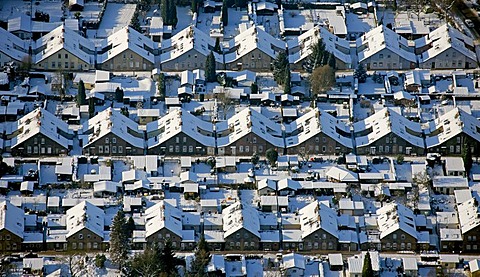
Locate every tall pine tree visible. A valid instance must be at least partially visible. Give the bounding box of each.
[109,210,130,267]
[205,51,217,82]
[221,0,228,26]
[77,80,86,106]
[362,252,373,277]
[284,67,291,94]
[304,38,326,73]
[273,52,288,86]
[189,236,210,276]
[159,240,179,276]
[170,0,178,28]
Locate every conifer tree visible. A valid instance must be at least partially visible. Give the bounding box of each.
[110,210,129,267]
[77,80,86,106]
[205,51,217,82]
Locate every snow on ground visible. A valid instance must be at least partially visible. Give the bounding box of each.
[91,3,136,38]
[395,163,413,182]
[245,259,263,277]
[346,13,376,37]
[257,15,280,37]
[0,0,63,22]
[223,8,250,40]
[172,6,194,36]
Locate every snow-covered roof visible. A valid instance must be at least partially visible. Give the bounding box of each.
[33,25,95,64]
[376,203,417,240]
[356,25,416,63]
[299,200,338,239]
[222,202,260,239]
[147,108,215,148]
[97,26,156,64]
[217,107,284,148]
[66,201,104,238]
[145,201,183,238]
[10,108,72,149]
[0,201,24,239]
[425,107,480,148]
[277,178,302,191]
[416,24,477,63]
[469,259,480,273]
[82,108,144,149]
[93,181,120,193]
[0,28,29,62]
[458,197,480,234]
[285,108,353,148]
[257,178,277,191]
[354,107,424,148]
[225,25,286,63]
[160,25,222,63]
[8,14,61,33]
[288,26,351,65]
[282,253,305,270]
[325,166,358,182]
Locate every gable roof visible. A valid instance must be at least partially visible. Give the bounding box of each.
[376,203,417,240]
[288,26,351,65]
[82,108,144,149]
[457,198,480,234]
[299,201,338,239]
[147,108,215,148]
[282,253,306,270]
[0,28,29,62]
[66,201,104,238]
[0,201,24,239]
[145,201,183,238]
[10,108,72,149]
[425,107,480,148]
[325,166,358,182]
[97,26,156,64]
[285,108,353,148]
[33,25,95,64]
[356,25,416,63]
[160,25,222,63]
[222,202,260,239]
[216,107,284,148]
[225,25,286,63]
[416,24,477,63]
[354,107,424,148]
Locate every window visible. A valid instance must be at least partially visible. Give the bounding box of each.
[105,138,109,143]
[182,146,187,152]
[250,242,255,247]
[245,146,249,153]
[169,145,174,152]
[315,137,319,143]
[118,146,123,153]
[6,235,10,240]
[253,137,257,143]
[65,62,69,68]
[401,234,406,240]
[189,146,193,152]
[398,145,403,153]
[72,243,77,249]
[104,146,109,153]
[450,145,455,153]
[258,146,263,153]
[112,146,117,153]
[112,138,116,143]
[58,54,61,59]
[392,234,397,240]
[65,53,68,58]
[322,146,326,152]
[176,137,179,143]
[27,146,32,154]
[34,146,38,154]
[183,137,187,143]
[239,146,244,152]
[175,146,180,152]
[457,137,461,144]
[386,137,390,143]
[379,62,383,67]
[244,241,248,247]
[41,138,45,144]
[379,146,383,153]
[379,54,384,58]
[385,146,390,153]
[52,62,56,68]
[79,234,84,239]
[322,137,326,143]
[98,146,103,153]
[456,145,461,153]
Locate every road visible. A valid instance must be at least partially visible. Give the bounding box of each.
[453,0,480,40]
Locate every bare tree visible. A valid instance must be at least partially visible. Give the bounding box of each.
[62,253,88,277]
[310,65,335,98]
[216,89,234,120]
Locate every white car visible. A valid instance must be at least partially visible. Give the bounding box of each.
[465,19,474,28]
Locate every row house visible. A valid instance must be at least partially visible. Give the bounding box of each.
[160,25,223,71]
[288,26,352,71]
[415,24,478,70]
[64,201,107,251]
[356,25,416,70]
[0,28,29,67]
[81,108,144,156]
[285,108,353,156]
[142,201,196,251]
[458,198,480,252]
[32,25,96,71]
[354,108,425,156]
[0,201,24,252]
[425,107,480,156]
[216,107,284,156]
[96,26,157,71]
[224,26,286,71]
[8,14,61,40]
[146,108,216,156]
[223,202,261,251]
[8,108,73,156]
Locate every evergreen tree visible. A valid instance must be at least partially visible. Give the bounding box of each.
[88,99,95,118]
[161,0,169,24]
[462,141,473,176]
[328,52,336,69]
[304,38,325,73]
[266,148,279,167]
[159,240,178,276]
[189,236,210,276]
[250,82,258,94]
[355,64,367,83]
[126,216,136,237]
[157,73,166,101]
[205,52,217,82]
[170,0,178,28]
[191,0,198,13]
[273,52,289,86]
[127,243,162,277]
[115,87,124,102]
[235,0,248,8]
[284,67,291,94]
[362,252,373,277]
[110,210,130,267]
[77,80,86,106]
[221,0,228,26]
[214,37,221,53]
